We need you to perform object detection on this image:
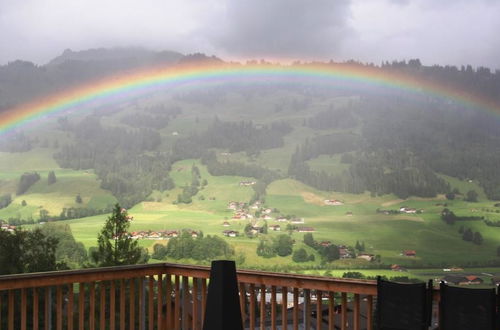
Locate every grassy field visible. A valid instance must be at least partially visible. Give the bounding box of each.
[16,160,499,276]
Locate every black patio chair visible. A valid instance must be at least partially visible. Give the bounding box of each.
[376,276,433,330]
[439,281,498,330]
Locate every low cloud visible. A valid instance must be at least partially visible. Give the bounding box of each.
[209,0,352,60]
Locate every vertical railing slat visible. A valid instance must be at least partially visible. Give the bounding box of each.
[271,286,276,330]
[192,277,199,330]
[109,281,116,330]
[281,286,288,330]
[110,280,115,330]
[366,295,373,330]
[78,284,84,330]
[165,275,172,330]
[182,276,189,330]
[33,288,39,330]
[120,279,126,330]
[157,274,163,330]
[68,284,74,330]
[100,283,106,330]
[56,286,63,330]
[45,287,50,330]
[260,284,266,330]
[249,284,255,330]
[293,287,299,330]
[8,290,14,330]
[316,290,322,330]
[328,292,335,330]
[201,278,207,326]
[304,289,311,330]
[89,282,95,330]
[149,276,154,330]
[239,282,246,329]
[174,275,180,330]
[139,278,144,330]
[341,292,347,330]
[20,288,26,330]
[129,279,135,330]
[353,293,360,330]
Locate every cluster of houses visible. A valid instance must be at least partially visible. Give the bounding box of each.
[377,207,423,215]
[224,200,316,235]
[129,229,199,240]
[0,222,16,232]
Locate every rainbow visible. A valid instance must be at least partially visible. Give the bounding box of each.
[1,62,498,136]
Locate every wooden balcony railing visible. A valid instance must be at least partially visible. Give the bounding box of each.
[0,263,436,330]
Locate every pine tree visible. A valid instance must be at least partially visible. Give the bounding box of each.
[48,171,57,185]
[473,232,483,245]
[91,204,146,267]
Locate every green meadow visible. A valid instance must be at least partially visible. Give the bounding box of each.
[10,157,499,277]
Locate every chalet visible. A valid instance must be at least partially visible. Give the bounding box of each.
[324,199,344,206]
[223,230,239,237]
[442,275,469,285]
[319,241,332,247]
[465,275,483,285]
[130,231,146,239]
[276,217,288,222]
[239,181,256,186]
[227,202,238,210]
[400,207,418,214]
[269,225,281,231]
[250,202,261,210]
[403,250,417,257]
[0,223,15,232]
[250,226,262,235]
[261,214,272,220]
[390,264,406,272]
[147,232,161,239]
[338,246,352,259]
[357,253,375,261]
[263,208,272,214]
[164,230,179,238]
[297,227,315,233]
[222,221,230,227]
[290,218,305,224]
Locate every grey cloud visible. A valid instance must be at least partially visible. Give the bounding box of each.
[209,0,352,59]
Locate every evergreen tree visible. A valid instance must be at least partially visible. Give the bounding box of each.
[48,171,57,185]
[465,190,479,202]
[473,232,483,245]
[273,234,293,257]
[462,228,473,242]
[91,204,146,267]
[75,194,83,204]
[292,248,309,262]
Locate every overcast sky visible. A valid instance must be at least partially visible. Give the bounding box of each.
[0,0,499,68]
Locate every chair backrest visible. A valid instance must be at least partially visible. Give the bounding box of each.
[376,276,432,330]
[439,282,497,330]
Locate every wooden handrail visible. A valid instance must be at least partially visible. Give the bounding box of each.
[0,263,377,294]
